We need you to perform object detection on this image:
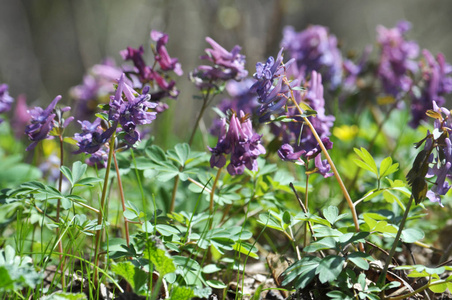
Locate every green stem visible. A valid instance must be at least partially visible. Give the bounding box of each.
[57,135,65,288]
[285,78,361,236]
[209,167,222,219]
[386,278,451,300]
[113,152,130,246]
[378,195,414,289]
[304,170,310,248]
[93,132,115,287]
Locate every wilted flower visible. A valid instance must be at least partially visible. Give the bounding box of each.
[409,50,452,128]
[209,110,265,175]
[0,84,14,123]
[25,95,73,151]
[190,37,247,90]
[408,101,452,207]
[281,25,343,88]
[376,20,419,100]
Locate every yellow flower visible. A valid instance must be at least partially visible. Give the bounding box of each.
[333,125,359,141]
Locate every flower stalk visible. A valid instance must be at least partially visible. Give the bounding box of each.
[93,132,115,287]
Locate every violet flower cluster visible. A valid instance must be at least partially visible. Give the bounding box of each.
[0,84,14,123]
[376,20,419,101]
[409,50,452,128]
[281,25,343,89]
[209,110,266,176]
[74,74,157,167]
[121,30,182,103]
[190,37,248,90]
[25,95,74,151]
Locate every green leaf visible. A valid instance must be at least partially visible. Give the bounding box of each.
[326,291,353,300]
[323,206,339,225]
[379,157,399,178]
[429,280,448,293]
[354,147,378,176]
[316,255,345,283]
[401,228,424,243]
[281,257,320,288]
[146,145,167,163]
[206,279,227,289]
[143,246,176,276]
[40,292,87,300]
[282,211,292,225]
[111,261,147,292]
[60,166,73,187]
[156,224,181,237]
[174,143,190,166]
[71,161,87,184]
[74,177,103,187]
[233,242,259,259]
[170,285,195,300]
[202,264,222,274]
[303,237,337,252]
[347,252,371,270]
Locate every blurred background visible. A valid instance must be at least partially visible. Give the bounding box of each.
[1,0,452,141]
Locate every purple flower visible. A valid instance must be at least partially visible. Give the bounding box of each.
[341,46,372,94]
[11,94,30,139]
[190,37,248,90]
[0,84,14,123]
[250,49,297,121]
[121,46,152,83]
[376,20,419,100]
[281,25,343,88]
[209,110,266,175]
[25,95,73,151]
[409,50,452,128]
[151,30,183,76]
[74,118,115,154]
[108,74,157,146]
[278,144,305,162]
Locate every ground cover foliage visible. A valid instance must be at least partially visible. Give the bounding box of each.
[1,20,452,300]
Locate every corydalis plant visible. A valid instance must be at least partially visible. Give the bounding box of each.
[25,95,73,151]
[209,110,265,176]
[0,84,14,124]
[121,30,182,103]
[190,37,248,91]
[74,74,156,161]
[377,20,419,101]
[409,49,452,128]
[281,25,343,89]
[407,101,452,207]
